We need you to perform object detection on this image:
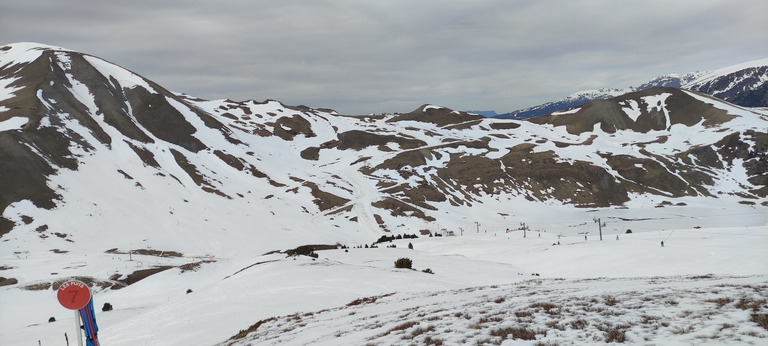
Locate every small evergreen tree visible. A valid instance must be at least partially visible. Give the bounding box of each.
[394,257,413,269]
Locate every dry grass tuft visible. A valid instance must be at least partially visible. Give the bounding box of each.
[706,297,733,308]
[752,313,768,331]
[490,326,546,341]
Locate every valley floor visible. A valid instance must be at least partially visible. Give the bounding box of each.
[1,202,767,345]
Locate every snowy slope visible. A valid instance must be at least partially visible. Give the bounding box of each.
[684,58,768,107]
[1,207,766,345]
[498,58,767,119]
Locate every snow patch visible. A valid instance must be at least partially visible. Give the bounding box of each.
[83,55,157,93]
[642,93,672,129]
[0,116,28,132]
[551,107,580,115]
[620,99,641,122]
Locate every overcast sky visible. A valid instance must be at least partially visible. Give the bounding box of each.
[2,1,767,115]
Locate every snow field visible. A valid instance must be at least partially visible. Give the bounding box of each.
[1,208,765,345]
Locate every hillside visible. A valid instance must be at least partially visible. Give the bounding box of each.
[1,43,767,345]
[497,58,768,119]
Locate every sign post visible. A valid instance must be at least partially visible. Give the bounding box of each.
[73,310,83,346]
[57,280,91,346]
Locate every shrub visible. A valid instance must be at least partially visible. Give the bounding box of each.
[347,292,395,306]
[515,310,533,318]
[424,336,444,345]
[422,268,434,274]
[706,297,733,308]
[102,302,113,312]
[48,317,56,322]
[604,328,627,343]
[603,295,619,306]
[570,318,589,329]
[408,242,413,249]
[388,321,418,333]
[752,313,768,330]
[736,298,766,311]
[490,326,545,340]
[394,258,413,269]
[529,302,558,312]
[286,245,318,258]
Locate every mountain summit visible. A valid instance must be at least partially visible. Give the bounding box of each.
[498,58,768,119]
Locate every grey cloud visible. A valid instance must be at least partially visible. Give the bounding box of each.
[1,0,767,114]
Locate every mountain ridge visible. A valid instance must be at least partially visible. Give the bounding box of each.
[2,43,767,241]
[496,58,768,119]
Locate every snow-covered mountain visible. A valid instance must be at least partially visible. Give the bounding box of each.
[1,43,767,345]
[497,59,768,119]
[685,58,768,107]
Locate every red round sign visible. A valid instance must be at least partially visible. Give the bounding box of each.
[57,280,91,310]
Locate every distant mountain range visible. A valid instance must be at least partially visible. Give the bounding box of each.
[496,58,768,119]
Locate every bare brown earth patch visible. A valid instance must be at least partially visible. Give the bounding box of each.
[170,148,231,198]
[600,153,703,198]
[267,114,315,141]
[336,130,426,151]
[125,87,208,152]
[288,177,350,212]
[629,135,668,147]
[170,148,205,186]
[388,105,484,127]
[214,150,245,171]
[372,198,436,222]
[300,146,320,160]
[229,317,279,341]
[369,139,629,207]
[0,277,18,287]
[740,131,768,196]
[667,91,735,127]
[373,214,386,229]
[113,266,174,288]
[530,88,736,135]
[0,217,14,238]
[443,119,483,130]
[499,145,629,207]
[488,122,522,130]
[178,260,216,273]
[125,141,160,168]
[0,126,66,220]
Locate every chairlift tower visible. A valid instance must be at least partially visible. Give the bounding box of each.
[593,217,605,241]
